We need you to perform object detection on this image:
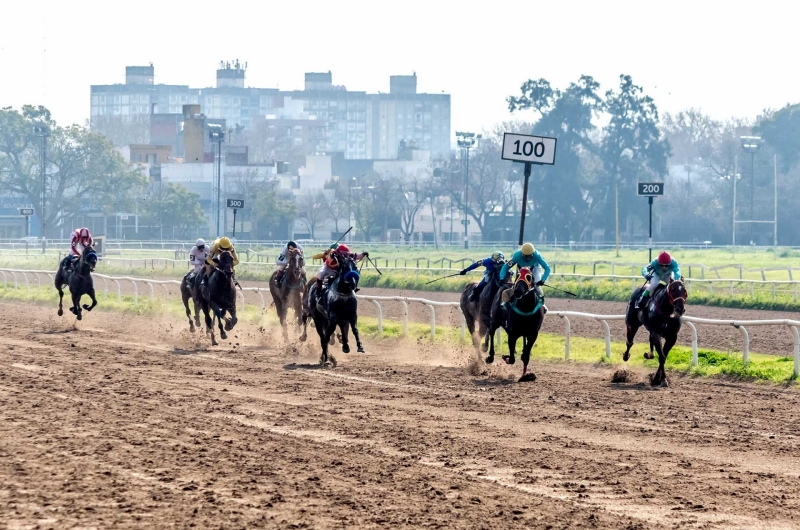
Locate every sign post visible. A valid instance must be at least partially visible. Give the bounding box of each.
[637,182,665,261]
[19,207,34,254]
[226,199,245,238]
[501,133,557,244]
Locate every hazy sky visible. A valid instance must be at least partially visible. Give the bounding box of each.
[1,0,797,134]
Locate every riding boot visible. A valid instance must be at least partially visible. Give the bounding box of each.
[637,290,650,310]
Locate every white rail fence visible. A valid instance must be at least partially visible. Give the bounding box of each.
[2,267,798,377]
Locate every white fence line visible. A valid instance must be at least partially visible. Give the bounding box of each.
[2,267,798,377]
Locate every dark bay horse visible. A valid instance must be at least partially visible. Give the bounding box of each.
[197,251,238,346]
[269,248,306,339]
[460,263,507,352]
[301,256,364,366]
[180,269,202,333]
[486,268,544,382]
[54,246,98,320]
[623,278,688,387]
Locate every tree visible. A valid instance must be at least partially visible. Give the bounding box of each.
[297,190,331,240]
[396,172,430,243]
[0,105,146,238]
[756,104,800,172]
[595,75,671,238]
[509,75,603,241]
[141,183,205,239]
[251,188,296,240]
[320,187,349,235]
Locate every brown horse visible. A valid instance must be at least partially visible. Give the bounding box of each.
[269,248,306,339]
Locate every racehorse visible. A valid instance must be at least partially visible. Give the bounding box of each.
[54,246,98,320]
[180,269,202,333]
[623,278,688,387]
[460,263,507,352]
[197,250,238,346]
[486,268,544,382]
[269,247,306,339]
[301,256,364,365]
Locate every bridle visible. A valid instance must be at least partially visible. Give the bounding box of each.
[667,279,688,306]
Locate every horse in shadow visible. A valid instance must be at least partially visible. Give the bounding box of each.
[54,246,98,321]
[180,269,202,333]
[197,251,238,346]
[269,248,306,339]
[486,268,544,382]
[460,263,507,352]
[623,278,688,387]
[301,256,364,366]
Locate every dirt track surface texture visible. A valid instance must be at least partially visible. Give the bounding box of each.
[3,302,800,528]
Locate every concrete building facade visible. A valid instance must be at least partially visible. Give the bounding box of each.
[91,64,451,160]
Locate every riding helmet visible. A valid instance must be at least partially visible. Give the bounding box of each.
[196,238,205,248]
[491,251,505,262]
[79,227,90,238]
[337,244,351,253]
[521,242,535,256]
[657,251,672,265]
[288,240,297,250]
[219,236,232,249]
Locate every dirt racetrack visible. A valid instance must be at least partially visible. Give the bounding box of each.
[2,301,800,529]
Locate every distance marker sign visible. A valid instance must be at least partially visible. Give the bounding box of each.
[226,199,245,209]
[501,133,557,165]
[19,208,34,216]
[637,182,665,196]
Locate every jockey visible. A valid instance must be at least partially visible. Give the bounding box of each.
[188,238,208,278]
[201,236,240,285]
[637,251,681,310]
[500,242,551,312]
[275,240,304,287]
[66,227,93,270]
[314,243,368,292]
[460,251,506,303]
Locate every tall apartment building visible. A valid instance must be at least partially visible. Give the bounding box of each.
[90,64,450,160]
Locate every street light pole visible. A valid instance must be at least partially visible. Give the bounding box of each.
[740,136,762,245]
[455,131,481,250]
[209,126,226,235]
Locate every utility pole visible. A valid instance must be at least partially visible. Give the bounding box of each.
[740,136,762,245]
[209,126,226,235]
[33,124,50,254]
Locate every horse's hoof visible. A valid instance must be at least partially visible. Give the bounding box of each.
[485,355,494,364]
[329,336,335,345]
[69,307,75,314]
[189,325,196,333]
[76,314,82,321]
[518,373,537,383]
[644,352,655,360]
[623,352,630,362]
[57,308,63,316]
[503,355,515,365]
[342,344,350,354]
[357,346,365,353]
[660,379,669,388]
[481,344,488,353]
[212,340,218,346]
[299,334,307,342]
[220,331,228,340]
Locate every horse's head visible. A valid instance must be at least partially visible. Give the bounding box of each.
[667,279,688,318]
[81,245,98,271]
[513,267,534,298]
[217,250,234,275]
[288,248,304,279]
[491,260,507,285]
[338,256,360,292]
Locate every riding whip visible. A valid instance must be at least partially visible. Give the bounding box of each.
[332,227,353,246]
[366,255,383,276]
[542,283,577,297]
[424,272,462,284]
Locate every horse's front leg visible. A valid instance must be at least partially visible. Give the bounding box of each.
[71,292,83,321]
[486,324,497,364]
[520,330,539,378]
[57,286,65,316]
[214,306,228,340]
[658,333,677,388]
[350,315,364,353]
[225,305,238,331]
[338,320,351,353]
[624,318,642,362]
[649,332,667,387]
[182,290,195,332]
[202,304,217,346]
[83,288,97,312]
[503,334,517,366]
